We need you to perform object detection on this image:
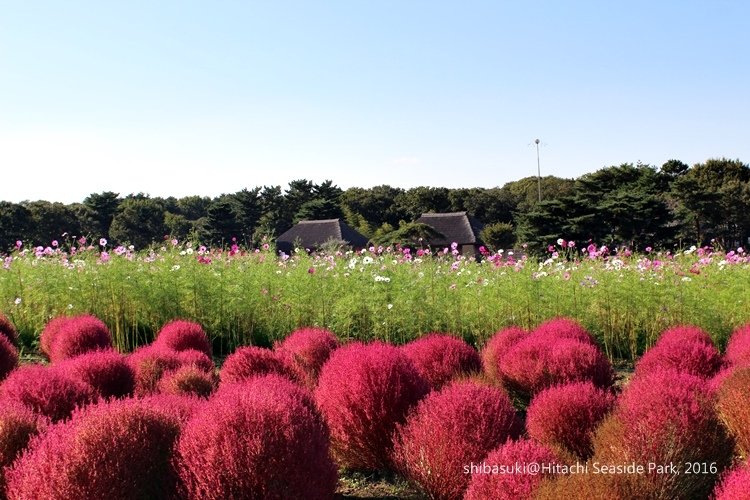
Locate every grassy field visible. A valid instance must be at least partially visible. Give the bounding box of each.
[2,239,749,360]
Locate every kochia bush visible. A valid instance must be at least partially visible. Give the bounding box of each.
[48,315,112,362]
[175,374,337,500]
[154,320,212,358]
[481,326,528,383]
[0,312,18,346]
[526,381,615,459]
[725,323,750,367]
[716,367,750,457]
[157,365,215,398]
[0,335,18,382]
[128,345,183,396]
[400,333,481,389]
[392,381,520,499]
[0,402,48,497]
[176,349,215,373]
[39,316,71,359]
[634,338,722,379]
[713,464,750,500]
[655,324,715,348]
[57,350,135,399]
[6,399,181,500]
[274,327,338,387]
[533,317,596,345]
[315,342,429,471]
[220,346,299,385]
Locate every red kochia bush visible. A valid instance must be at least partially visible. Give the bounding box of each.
[725,323,750,367]
[220,346,299,385]
[274,327,339,387]
[128,345,183,396]
[533,317,596,345]
[499,336,614,399]
[481,326,528,383]
[0,312,18,346]
[713,464,750,500]
[57,350,135,399]
[0,335,18,382]
[655,324,715,347]
[154,320,212,357]
[138,393,206,426]
[634,338,722,379]
[48,315,112,362]
[0,365,98,422]
[526,381,615,459]
[176,349,215,373]
[0,402,48,496]
[400,333,481,389]
[39,316,72,359]
[392,381,520,499]
[6,399,181,500]
[464,439,560,500]
[716,367,750,457]
[176,374,337,500]
[157,365,216,398]
[315,342,430,471]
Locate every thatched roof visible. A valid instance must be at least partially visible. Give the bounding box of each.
[276,219,368,253]
[415,212,484,246]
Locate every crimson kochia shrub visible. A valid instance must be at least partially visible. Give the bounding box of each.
[48,315,112,362]
[400,333,481,389]
[154,320,212,357]
[273,326,338,387]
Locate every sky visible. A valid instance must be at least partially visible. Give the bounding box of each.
[1,1,748,203]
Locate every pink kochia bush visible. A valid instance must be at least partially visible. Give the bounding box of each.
[526,381,615,459]
[400,333,481,389]
[128,345,183,396]
[39,316,72,359]
[153,320,212,358]
[315,342,430,471]
[725,323,750,367]
[533,317,597,345]
[634,325,722,379]
[273,327,339,387]
[481,326,528,383]
[0,335,18,382]
[716,367,750,457]
[6,399,181,500]
[392,381,521,500]
[0,365,98,422]
[57,350,135,399]
[656,324,715,347]
[0,312,18,346]
[220,346,299,385]
[138,393,206,426]
[0,402,48,496]
[176,349,215,373]
[713,464,750,500]
[157,365,215,398]
[464,439,560,500]
[175,375,337,500]
[48,315,112,362]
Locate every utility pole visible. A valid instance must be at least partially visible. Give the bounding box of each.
[535,138,542,202]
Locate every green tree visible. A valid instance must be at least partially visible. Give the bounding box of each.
[480,222,516,250]
[109,197,167,249]
[23,201,81,245]
[0,202,32,250]
[83,192,121,239]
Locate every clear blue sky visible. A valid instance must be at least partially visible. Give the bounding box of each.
[1,1,748,203]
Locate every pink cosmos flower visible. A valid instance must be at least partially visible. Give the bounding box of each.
[99,238,107,247]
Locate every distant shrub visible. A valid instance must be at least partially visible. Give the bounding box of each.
[533,317,596,345]
[481,326,528,383]
[157,365,215,398]
[175,374,337,499]
[0,365,98,422]
[57,350,135,399]
[48,315,112,362]
[220,346,299,385]
[6,399,181,499]
[500,337,613,400]
[0,312,18,346]
[634,338,722,379]
[393,381,520,499]
[0,335,18,382]
[592,369,731,499]
[274,327,339,387]
[176,349,215,373]
[315,342,429,471]
[128,345,183,396]
[400,333,481,389]
[39,316,72,359]
[655,324,715,348]
[526,381,615,459]
[465,439,560,500]
[154,320,212,357]
[716,367,750,457]
[713,464,750,500]
[0,402,48,497]
[725,323,750,367]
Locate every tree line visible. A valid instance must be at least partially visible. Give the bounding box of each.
[1,158,748,254]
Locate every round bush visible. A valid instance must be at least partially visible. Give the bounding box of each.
[154,320,212,357]
[6,399,181,499]
[634,338,722,380]
[138,393,206,426]
[0,312,18,346]
[0,335,19,382]
[535,471,641,500]
[533,317,596,345]
[481,326,528,383]
[57,350,135,399]
[176,349,215,373]
[48,315,112,363]
[392,381,520,499]
[128,345,184,396]
[655,324,715,348]
[500,336,613,399]
[0,402,48,496]
[526,381,615,459]
[716,367,750,457]
[158,365,216,398]
[465,439,560,500]
[713,464,750,500]
[593,369,732,499]
[220,346,299,385]
[400,333,481,389]
[274,327,339,387]
[0,365,98,422]
[725,323,750,367]
[175,374,337,500]
[39,316,72,359]
[315,341,430,471]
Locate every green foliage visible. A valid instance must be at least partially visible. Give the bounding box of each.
[480,222,515,250]
[371,222,443,247]
[109,197,167,248]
